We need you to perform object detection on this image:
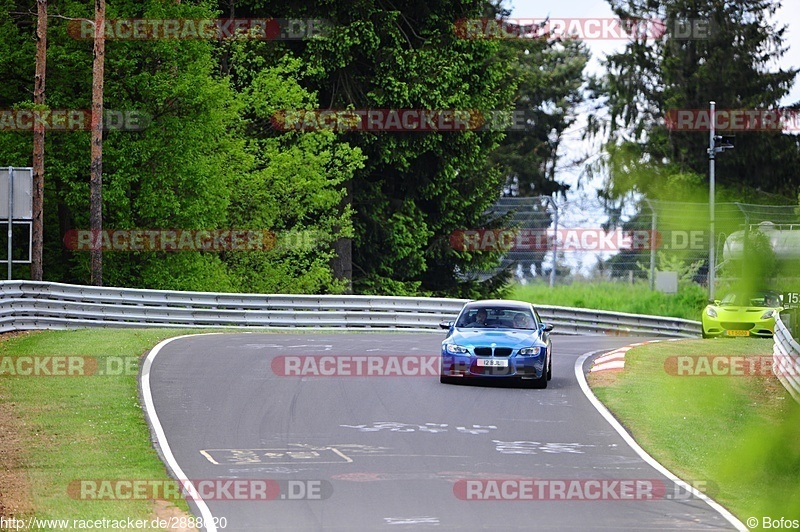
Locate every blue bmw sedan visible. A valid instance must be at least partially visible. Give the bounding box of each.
[439,300,553,388]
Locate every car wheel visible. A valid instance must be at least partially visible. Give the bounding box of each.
[440,375,454,384]
[701,330,711,339]
[529,369,547,389]
[546,356,552,381]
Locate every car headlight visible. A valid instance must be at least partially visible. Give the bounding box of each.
[518,347,541,356]
[761,310,776,319]
[705,307,717,318]
[445,344,469,355]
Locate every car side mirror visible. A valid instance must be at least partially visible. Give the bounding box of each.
[541,323,554,332]
[439,320,453,330]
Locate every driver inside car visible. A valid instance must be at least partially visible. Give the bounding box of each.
[465,308,488,327]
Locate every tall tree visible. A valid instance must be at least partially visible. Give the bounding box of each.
[589,0,800,280]
[0,0,246,289]
[89,0,104,285]
[31,0,46,281]
[597,0,800,201]
[224,48,365,294]
[491,34,589,198]
[232,0,519,297]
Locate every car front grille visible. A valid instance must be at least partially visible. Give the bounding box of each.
[721,322,755,330]
[474,347,513,357]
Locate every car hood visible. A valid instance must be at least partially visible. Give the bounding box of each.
[446,329,543,349]
[708,304,778,314]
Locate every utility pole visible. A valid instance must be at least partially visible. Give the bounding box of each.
[708,101,715,301]
[706,101,734,302]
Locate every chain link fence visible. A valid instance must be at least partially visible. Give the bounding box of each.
[457,195,800,293]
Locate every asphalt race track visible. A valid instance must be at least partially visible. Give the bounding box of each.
[142,333,739,531]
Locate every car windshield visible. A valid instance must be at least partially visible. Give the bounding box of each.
[456,306,536,329]
[720,292,780,307]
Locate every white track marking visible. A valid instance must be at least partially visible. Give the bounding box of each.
[575,348,747,531]
[384,517,440,525]
[141,334,222,532]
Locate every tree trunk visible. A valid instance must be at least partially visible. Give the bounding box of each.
[90,0,105,286]
[31,0,47,281]
[330,180,352,293]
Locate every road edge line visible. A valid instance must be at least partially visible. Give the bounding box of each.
[141,334,222,532]
[575,348,748,532]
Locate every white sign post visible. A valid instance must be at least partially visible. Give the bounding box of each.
[0,167,34,279]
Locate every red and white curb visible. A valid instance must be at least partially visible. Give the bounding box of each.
[590,339,682,373]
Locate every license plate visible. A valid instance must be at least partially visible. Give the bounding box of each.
[726,329,750,337]
[477,358,508,367]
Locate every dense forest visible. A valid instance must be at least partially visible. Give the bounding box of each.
[0,0,797,296]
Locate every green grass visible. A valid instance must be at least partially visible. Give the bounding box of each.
[510,281,707,321]
[0,328,224,530]
[5,326,798,530]
[589,338,800,526]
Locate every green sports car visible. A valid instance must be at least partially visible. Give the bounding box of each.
[701,291,782,338]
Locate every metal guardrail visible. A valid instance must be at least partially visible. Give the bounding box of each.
[774,314,800,403]
[0,281,701,337]
[535,304,700,338]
